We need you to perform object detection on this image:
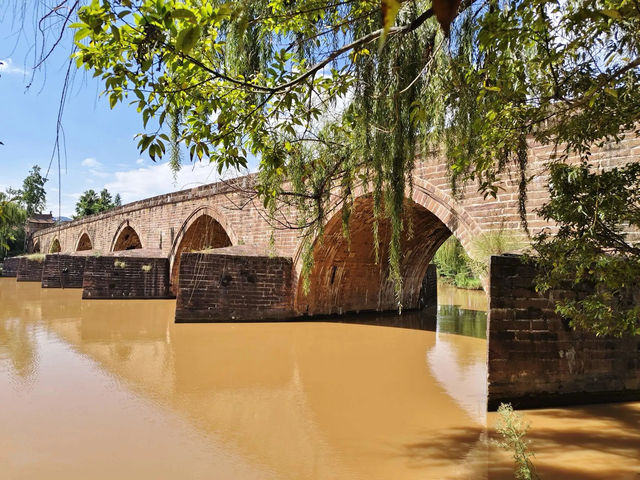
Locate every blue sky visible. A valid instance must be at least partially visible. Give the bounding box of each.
[0,8,241,218]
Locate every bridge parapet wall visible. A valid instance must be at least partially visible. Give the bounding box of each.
[487,254,640,410]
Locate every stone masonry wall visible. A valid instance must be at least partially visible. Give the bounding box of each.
[419,264,438,309]
[1,256,20,277]
[82,256,171,299]
[487,255,640,410]
[17,257,45,282]
[42,254,87,288]
[31,132,639,305]
[175,247,294,322]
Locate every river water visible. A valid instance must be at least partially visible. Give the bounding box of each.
[0,278,638,479]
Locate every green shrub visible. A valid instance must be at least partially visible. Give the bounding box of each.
[26,253,46,263]
[114,259,127,269]
[433,237,481,289]
[495,403,541,480]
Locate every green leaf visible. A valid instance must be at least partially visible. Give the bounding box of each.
[601,9,622,19]
[110,25,120,42]
[171,8,197,23]
[176,25,201,54]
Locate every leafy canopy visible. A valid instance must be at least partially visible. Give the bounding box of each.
[75,188,120,218]
[10,166,48,218]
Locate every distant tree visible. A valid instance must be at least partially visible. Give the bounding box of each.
[15,166,47,217]
[97,188,113,211]
[0,192,27,259]
[75,189,99,218]
[113,193,122,207]
[75,188,120,218]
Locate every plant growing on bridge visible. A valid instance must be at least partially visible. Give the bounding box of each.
[532,162,640,336]
[114,259,127,268]
[26,253,46,263]
[12,0,640,320]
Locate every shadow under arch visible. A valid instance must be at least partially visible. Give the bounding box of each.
[168,206,234,295]
[32,240,40,253]
[76,232,93,251]
[294,194,468,316]
[49,238,61,253]
[111,221,143,251]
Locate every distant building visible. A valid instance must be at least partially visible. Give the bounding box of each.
[25,212,55,253]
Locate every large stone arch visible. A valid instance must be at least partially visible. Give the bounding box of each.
[75,231,93,251]
[293,185,479,316]
[111,221,143,251]
[168,206,234,294]
[49,238,61,253]
[409,175,482,255]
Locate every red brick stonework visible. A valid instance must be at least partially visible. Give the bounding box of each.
[175,246,294,322]
[487,255,640,410]
[1,256,21,277]
[17,257,45,282]
[41,254,87,288]
[82,254,171,299]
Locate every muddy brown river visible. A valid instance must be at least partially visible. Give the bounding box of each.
[0,278,638,479]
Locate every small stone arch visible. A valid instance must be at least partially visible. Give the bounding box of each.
[111,221,143,251]
[76,232,93,251]
[168,206,234,294]
[49,238,61,253]
[32,240,41,253]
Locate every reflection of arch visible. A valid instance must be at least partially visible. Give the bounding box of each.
[111,222,143,251]
[169,207,233,294]
[49,238,61,253]
[32,240,41,253]
[294,195,453,316]
[76,232,93,251]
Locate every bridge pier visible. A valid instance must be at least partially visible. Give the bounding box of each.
[41,254,87,288]
[17,256,45,282]
[1,256,21,277]
[82,253,171,299]
[487,254,640,410]
[175,247,294,322]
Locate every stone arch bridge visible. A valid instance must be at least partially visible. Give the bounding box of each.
[4,133,640,409]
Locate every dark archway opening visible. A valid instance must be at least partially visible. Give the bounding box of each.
[113,226,142,251]
[49,238,61,253]
[77,233,93,251]
[170,214,232,294]
[295,195,451,316]
[33,241,40,253]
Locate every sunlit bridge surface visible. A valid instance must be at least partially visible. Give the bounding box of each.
[1,278,638,479]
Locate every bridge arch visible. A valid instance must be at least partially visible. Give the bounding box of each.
[49,238,61,253]
[76,231,93,251]
[168,206,234,294]
[111,221,143,251]
[32,240,40,253]
[294,186,479,316]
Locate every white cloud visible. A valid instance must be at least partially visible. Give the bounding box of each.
[80,157,110,178]
[104,160,241,204]
[0,58,27,76]
[136,158,145,165]
[81,157,101,168]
